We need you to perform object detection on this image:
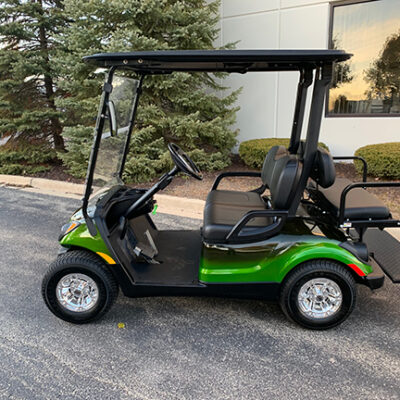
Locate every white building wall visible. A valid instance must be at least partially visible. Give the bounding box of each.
[217,0,400,155]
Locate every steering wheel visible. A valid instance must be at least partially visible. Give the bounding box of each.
[168,143,203,181]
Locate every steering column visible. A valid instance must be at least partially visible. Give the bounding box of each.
[117,143,202,239]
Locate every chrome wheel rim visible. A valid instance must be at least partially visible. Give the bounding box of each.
[297,278,343,319]
[56,273,99,312]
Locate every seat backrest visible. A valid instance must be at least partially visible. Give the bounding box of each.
[309,147,336,188]
[296,141,336,188]
[261,145,302,209]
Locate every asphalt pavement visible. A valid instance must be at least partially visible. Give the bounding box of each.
[0,186,399,400]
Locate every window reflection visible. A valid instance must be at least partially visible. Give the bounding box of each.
[329,0,400,116]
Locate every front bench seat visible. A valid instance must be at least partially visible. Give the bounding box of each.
[308,147,390,221]
[204,190,270,241]
[203,146,302,241]
[205,146,289,211]
[206,190,267,210]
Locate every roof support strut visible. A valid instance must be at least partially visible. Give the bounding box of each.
[288,67,313,154]
[118,74,145,177]
[289,64,333,215]
[82,67,116,236]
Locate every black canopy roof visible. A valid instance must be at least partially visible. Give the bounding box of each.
[83,49,352,73]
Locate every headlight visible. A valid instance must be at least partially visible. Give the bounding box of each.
[71,209,83,221]
[59,221,80,240]
[71,205,95,221]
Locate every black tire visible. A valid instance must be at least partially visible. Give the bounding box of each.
[279,260,357,330]
[42,250,118,324]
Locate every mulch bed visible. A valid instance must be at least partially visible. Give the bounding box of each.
[32,164,83,184]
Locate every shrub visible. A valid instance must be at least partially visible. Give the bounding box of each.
[239,138,329,169]
[0,140,56,175]
[355,142,400,179]
[123,148,229,183]
[0,163,50,175]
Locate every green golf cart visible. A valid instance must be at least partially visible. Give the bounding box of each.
[42,50,400,329]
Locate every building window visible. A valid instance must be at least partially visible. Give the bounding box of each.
[328,0,400,116]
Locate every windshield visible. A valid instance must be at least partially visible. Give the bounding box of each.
[92,74,139,192]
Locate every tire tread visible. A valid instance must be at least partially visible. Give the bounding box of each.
[279,259,357,330]
[42,250,118,323]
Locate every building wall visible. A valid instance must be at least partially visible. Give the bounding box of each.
[215,0,400,155]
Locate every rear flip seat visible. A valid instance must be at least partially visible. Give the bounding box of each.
[308,148,390,221]
[310,178,390,220]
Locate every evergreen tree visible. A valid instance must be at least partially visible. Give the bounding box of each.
[365,32,400,100]
[58,0,240,182]
[0,0,67,150]
[330,37,353,89]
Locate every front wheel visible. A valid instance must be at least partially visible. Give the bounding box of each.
[279,260,357,330]
[42,250,119,324]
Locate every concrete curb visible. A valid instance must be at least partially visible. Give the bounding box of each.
[0,174,204,220]
[31,177,85,196]
[0,174,33,187]
[0,173,85,195]
[154,194,204,220]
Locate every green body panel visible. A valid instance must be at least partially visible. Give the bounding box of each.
[60,221,112,258]
[200,234,372,283]
[59,209,372,285]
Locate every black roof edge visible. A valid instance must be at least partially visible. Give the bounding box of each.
[83,49,352,72]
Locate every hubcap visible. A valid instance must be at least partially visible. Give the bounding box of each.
[297,278,343,319]
[56,273,99,313]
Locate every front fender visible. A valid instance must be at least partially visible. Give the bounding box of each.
[59,222,115,264]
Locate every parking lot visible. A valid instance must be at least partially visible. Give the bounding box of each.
[0,186,399,400]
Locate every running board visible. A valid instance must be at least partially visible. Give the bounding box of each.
[364,229,400,283]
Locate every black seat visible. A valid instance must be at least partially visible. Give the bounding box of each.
[308,147,390,221]
[203,190,271,241]
[311,178,390,220]
[206,189,268,210]
[203,146,302,241]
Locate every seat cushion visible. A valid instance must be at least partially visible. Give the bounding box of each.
[316,178,390,220]
[203,190,270,241]
[206,190,267,208]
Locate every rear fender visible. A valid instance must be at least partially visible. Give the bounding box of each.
[279,241,373,281]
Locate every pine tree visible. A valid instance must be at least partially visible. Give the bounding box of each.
[0,0,66,150]
[58,0,240,182]
[365,32,400,100]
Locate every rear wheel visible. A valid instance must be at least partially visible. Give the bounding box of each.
[42,250,118,324]
[279,260,357,330]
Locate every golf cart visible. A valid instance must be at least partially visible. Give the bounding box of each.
[42,50,400,330]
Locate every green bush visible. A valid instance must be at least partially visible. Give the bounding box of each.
[355,142,400,179]
[0,163,50,175]
[239,138,329,169]
[123,148,230,183]
[0,141,56,175]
